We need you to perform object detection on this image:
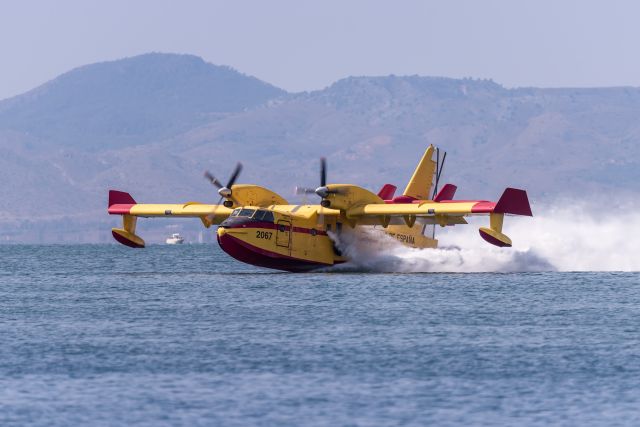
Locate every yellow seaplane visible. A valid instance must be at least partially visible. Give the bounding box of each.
[108,146,532,271]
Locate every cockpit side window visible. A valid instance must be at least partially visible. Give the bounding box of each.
[230,209,241,217]
[251,209,274,222]
[261,211,274,223]
[238,209,256,217]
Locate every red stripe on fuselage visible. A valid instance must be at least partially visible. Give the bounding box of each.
[226,221,328,236]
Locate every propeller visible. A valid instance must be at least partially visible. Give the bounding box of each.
[295,157,336,227]
[295,157,340,205]
[203,162,243,222]
[295,157,324,195]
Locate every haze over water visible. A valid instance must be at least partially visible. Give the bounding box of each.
[2,244,640,426]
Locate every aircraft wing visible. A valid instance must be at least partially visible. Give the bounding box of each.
[108,190,232,219]
[350,201,482,217]
[346,201,482,228]
[108,190,233,247]
[348,188,532,218]
[344,188,532,247]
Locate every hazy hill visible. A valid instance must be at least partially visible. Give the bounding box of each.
[1,53,639,243]
[0,53,285,150]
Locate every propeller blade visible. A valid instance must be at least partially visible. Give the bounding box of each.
[204,171,223,189]
[297,157,329,201]
[206,196,225,223]
[226,162,243,188]
[320,157,327,187]
[295,186,317,195]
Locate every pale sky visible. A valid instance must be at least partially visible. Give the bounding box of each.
[1,0,639,100]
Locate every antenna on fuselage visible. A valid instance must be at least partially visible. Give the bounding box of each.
[429,147,447,239]
[431,147,447,200]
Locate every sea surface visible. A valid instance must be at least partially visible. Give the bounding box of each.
[1,244,640,426]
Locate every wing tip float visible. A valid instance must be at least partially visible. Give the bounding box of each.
[479,187,532,248]
[108,189,144,248]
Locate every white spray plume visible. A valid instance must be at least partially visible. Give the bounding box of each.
[329,200,640,273]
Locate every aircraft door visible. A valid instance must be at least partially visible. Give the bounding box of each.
[276,218,291,248]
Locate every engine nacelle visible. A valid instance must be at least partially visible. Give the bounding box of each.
[321,184,384,212]
[228,184,288,207]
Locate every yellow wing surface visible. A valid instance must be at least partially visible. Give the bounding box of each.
[108,190,233,247]
[107,184,292,247]
[321,185,532,247]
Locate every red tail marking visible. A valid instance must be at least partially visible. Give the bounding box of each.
[377,184,397,200]
[494,188,533,216]
[109,190,136,207]
[108,190,137,215]
[434,184,457,202]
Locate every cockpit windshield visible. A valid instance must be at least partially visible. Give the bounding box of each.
[227,208,273,222]
[238,208,256,217]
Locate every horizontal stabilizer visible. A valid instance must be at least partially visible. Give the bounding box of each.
[494,188,532,216]
[434,184,457,202]
[377,184,397,200]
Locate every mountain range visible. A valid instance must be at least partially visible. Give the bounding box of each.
[1,53,639,243]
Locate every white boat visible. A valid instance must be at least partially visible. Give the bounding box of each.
[165,233,185,245]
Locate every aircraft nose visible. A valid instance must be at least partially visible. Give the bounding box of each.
[216,226,229,247]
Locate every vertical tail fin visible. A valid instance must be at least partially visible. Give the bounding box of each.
[402,145,437,200]
[377,184,397,200]
[433,184,457,202]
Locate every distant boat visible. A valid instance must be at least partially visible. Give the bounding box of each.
[166,233,185,245]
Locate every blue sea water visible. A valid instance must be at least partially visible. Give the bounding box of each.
[1,244,640,426]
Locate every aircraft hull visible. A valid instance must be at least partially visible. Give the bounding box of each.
[217,227,335,272]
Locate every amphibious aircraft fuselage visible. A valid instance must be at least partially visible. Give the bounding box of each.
[108,145,532,272]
